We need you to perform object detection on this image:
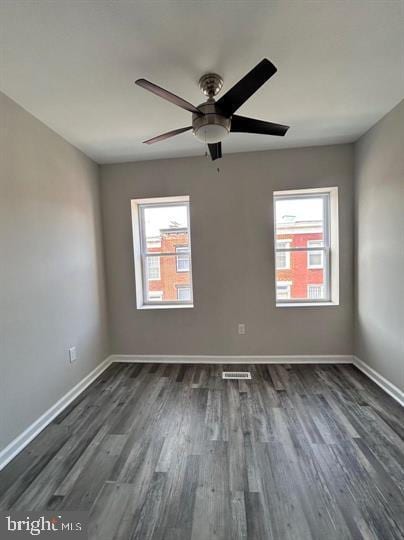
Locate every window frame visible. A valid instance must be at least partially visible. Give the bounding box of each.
[273,187,339,307]
[131,196,194,309]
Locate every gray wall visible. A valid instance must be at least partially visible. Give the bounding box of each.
[0,93,109,450]
[354,99,404,392]
[100,144,354,356]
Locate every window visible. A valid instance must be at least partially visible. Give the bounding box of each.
[273,187,339,306]
[131,196,194,308]
[147,256,160,280]
[277,281,291,299]
[177,286,191,301]
[275,240,291,269]
[307,284,324,299]
[148,291,163,302]
[307,240,324,268]
[176,246,190,272]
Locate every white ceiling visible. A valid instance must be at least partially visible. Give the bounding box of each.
[1,0,403,164]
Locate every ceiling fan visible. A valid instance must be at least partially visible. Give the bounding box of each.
[135,58,289,161]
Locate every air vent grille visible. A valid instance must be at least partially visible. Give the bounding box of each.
[222,372,251,380]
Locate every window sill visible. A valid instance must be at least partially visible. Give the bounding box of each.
[276,302,338,308]
[137,304,194,310]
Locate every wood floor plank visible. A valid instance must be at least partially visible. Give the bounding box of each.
[0,362,403,540]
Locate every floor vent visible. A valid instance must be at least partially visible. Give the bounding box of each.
[222,371,252,380]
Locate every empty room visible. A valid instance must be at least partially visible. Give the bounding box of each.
[0,1,403,539]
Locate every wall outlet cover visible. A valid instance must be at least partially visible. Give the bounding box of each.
[238,324,246,335]
[69,347,77,363]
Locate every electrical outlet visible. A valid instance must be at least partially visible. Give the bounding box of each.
[238,323,246,335]
[69,346,77,363]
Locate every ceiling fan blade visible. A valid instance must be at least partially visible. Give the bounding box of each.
[143,126,192,145]
[216,59,277,116]
[208,142,222,161]
[136,79,201,115]
[231,115,289,136]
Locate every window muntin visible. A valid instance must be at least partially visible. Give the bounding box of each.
[274,189,334,304]
[132,197,193,308]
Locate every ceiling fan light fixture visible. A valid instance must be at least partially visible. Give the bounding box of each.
[192,102,231,144]
[193,122,230,144]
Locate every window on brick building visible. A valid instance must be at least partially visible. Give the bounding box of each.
[307,240,324,268]
[273,187,339,306]
[147,256,160,280]
[149,291,163,302]
[131,196,194,309]
[176,246,190,272]
[308,284,324,299]
[276,281,292,299]
[177,286,192,301]
[275,240,291,269]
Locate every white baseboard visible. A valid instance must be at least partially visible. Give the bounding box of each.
[0,356,114,471]
[111,354,353,364]
[353,356,404,407]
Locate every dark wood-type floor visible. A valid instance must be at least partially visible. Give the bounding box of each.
[1,363,403,539]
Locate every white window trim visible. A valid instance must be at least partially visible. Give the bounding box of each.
[273,187,339,307]
[131,196,194,309]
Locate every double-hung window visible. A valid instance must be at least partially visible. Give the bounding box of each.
[131,196,194,308]
[273,187,339,305]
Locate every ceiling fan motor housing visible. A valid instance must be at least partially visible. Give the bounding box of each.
[192,101,231,144]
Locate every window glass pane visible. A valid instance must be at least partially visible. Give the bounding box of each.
[143,205,189,253]
[144,255,192,303]
[275,196,325,246]
[275,251,326,301]
[274,192,330,302]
